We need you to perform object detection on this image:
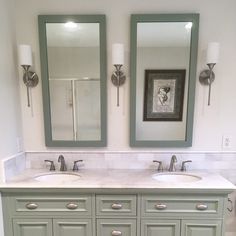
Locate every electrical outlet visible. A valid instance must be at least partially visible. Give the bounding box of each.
[222,135,232,149]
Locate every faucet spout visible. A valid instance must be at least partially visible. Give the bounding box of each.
[58,155,67,171]
[168,155,177,172]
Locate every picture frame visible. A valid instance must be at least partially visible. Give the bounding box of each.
[143,69,186,121]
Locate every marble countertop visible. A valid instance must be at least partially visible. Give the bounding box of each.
[0,169,235,194]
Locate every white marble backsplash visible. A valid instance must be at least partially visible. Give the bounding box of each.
[25,151,236,184]
[2,152,25,183]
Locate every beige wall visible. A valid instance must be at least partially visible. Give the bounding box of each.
[0,0,22,159]
[0,0,23,234]
[14,0,236,151]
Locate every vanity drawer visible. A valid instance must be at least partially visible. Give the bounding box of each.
[97,219,136,236]
[141,195,224,218]
[10,195,92,216]
[96,195,137,216]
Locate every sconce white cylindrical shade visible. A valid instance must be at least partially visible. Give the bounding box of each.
[18,44,33,66]
[206,42,220,64]
[112,43,124,65]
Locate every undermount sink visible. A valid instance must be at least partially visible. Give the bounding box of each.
[34,172,81,183]
[152,172,201,183]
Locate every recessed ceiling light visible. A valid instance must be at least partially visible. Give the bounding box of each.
[64,21,77,29]
[185,22,193,29]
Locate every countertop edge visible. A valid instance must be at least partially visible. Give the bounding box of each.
[0,187,235,195]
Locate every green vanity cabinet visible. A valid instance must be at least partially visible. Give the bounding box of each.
[97,219,136,236]
[181,220,222,236]
[53,219,93,236]
[1,192,228,236]
[13,219,52,236]
[2,193,94,236]
[141,219,222,236]
[141,219,181,236]
[13,218,92,236]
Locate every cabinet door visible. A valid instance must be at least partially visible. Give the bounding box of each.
[97,219,136,236]
[53,219,92,236]
[13,219,52,236]
[141,219,180,236]
[181,220,222,236]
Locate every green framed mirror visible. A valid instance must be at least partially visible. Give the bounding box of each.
[130,14,199,147]
[38,15,107,147]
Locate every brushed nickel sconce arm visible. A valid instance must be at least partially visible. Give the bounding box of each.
[111,43,126,107]
[199,63,216,106]
[199,42,220,106]
[19,45,39,107]
[111,64,126,106]
[21,65,39,107]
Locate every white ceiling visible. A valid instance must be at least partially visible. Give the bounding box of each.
[137,22,191,47]
[46,23,99,47]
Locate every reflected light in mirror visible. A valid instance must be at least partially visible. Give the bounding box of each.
[64,21,78,29]
[185,22,193,29]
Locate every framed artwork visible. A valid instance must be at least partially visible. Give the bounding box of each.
[143,69,186,121]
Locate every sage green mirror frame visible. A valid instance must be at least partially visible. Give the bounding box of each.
[38,15,107,147]
[130,14,199,147]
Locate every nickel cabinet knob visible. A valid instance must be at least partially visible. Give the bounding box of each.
[66,202,78,210]
[111,230,122,236]
[25,202,38,210]
[111,203,123,210]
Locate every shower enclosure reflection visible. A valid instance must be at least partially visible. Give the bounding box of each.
[38,15,107,147]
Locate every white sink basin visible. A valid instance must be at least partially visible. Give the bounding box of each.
[34,172,81,183]
[152,173,201,183]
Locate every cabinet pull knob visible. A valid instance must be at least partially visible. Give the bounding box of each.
[25,202,38,210]
[196,204,208,211]
[155,204,167,210]
[66,202,78,210]
[111,230,122,236]
[111,203,122,209]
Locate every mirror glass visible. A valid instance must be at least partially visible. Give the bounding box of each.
[38,15,107,147]
[130,14,199,147]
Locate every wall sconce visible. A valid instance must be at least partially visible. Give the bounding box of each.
[18,44,39,107]
[111,43,126,106]
[199,42,220,106]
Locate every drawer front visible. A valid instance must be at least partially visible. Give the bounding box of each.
[141,219,181,236]
[97,219,136,236]
[96,195,136,216]
[142,195,223,218]
[53,219,92,236]
[11,195,92,216]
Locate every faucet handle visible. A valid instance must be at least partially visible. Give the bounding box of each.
[44,160,56,171]
[153,160,163,172]
[181,160,192,172]
[73,160,83,171]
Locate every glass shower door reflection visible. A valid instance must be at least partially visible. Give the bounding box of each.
[49,78,101,141]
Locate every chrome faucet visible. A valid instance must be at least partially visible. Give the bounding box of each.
[58,155,67,171]
[168,155,177,172]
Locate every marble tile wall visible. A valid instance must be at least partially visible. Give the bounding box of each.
[2,152,25,183]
